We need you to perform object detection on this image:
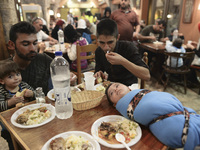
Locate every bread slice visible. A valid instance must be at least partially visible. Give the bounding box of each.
[16,89,27,97]
[97,77,103,84]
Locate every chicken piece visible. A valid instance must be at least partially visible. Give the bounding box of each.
[37,107,47,112]
[49,137,65,150]
[16,113,29,124]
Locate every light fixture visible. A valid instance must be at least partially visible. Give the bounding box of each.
[62,5,64,8]
[49,10,54,15]
[167,14,172,19]
[198,3,200,10]
[57,13,61,18]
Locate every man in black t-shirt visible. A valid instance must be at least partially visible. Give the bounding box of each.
[94,19,150,86]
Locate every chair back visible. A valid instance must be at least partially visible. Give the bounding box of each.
[163,51,195,74]
[76,42,98,84]
[90,34,97,44]
[140,52,148,89]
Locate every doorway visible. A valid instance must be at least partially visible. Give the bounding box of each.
[149,0,183,36]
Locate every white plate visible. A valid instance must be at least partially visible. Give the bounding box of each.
[41,131,101,150]
[91,115,142,149]
[47,87,81,101]
[11,103,55,128]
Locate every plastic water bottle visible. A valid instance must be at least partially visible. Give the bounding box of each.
[58,29,64,44]
[172,29,178,41]
[35,87,45,103]
[50,51,73,119]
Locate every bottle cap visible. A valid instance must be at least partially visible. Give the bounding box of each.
[55,51,63,56]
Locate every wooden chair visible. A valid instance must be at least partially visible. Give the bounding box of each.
[190,65,200,94]
[140,52,148,89]
[72,42,98,84]
[90,34,97,44]
[159,51,195,94]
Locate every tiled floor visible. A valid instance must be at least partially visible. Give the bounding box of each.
[146,78,200,114]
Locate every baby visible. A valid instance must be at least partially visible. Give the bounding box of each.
[105,82,200,150]
[0,60,35,112]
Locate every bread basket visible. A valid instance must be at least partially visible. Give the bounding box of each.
[71,90,105,110]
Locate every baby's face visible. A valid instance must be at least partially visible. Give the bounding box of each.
[1,72,22,89]
[107,83,130,104]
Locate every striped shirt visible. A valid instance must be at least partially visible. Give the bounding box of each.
[0,81,34,112]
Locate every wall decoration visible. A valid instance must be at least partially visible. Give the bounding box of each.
[183,0,195,23]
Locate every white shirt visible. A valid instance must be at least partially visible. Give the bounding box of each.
[37,30,49,42]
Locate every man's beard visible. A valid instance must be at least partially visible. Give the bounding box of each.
[15,46,37,61]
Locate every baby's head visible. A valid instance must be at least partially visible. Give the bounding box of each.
[172,38,182,49]
[105,82,131,106]
[0,60,21,86]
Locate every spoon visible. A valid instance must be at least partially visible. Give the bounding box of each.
[115,133,131,150]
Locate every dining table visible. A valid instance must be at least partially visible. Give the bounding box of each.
[0,95,168,150]
[138,42,166,79]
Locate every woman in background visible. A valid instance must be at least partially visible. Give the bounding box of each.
[51,20,66,41]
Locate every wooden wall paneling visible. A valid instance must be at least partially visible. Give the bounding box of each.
[0,14,9,60]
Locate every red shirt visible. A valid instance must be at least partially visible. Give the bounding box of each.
[111,9,139,41]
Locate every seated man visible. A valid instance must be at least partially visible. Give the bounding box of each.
[94,19,150,86]
[32,17,58,47]
[138,20,168,43]
[8,21,76,95]
[105,82,200,149]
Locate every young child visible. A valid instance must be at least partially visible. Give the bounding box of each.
[105,82,200,150]
[64,24,88,70]
[0,60,35,112]
[165,38,186,67]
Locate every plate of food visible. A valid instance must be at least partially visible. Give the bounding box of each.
[47,87,81,101]
[41,131,101,150]
[11,103,55,128]
[91,115,142,149]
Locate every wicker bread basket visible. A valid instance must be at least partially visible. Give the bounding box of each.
[71,90,105,110]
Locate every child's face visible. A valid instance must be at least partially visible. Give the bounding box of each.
[107,83,130,104]
[0,72,22,89]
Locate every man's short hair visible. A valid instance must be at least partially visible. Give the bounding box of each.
[97,19,118,38]
[0,59,20,79]
[105,83,114,105]
[157,20,166,27]
[9,21,36,43]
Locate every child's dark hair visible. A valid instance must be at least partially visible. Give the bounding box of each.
[0,60,20,79]
[172,38,182,49]
[105,83,114,105]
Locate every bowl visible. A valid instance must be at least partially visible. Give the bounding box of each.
[71,90,105,110]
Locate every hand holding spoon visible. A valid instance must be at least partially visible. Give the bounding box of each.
[115,133,131,150]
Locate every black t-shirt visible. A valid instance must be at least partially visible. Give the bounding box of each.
[95,41,148,86]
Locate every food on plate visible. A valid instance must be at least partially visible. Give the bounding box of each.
[16,88,27,97]
[49,134,92,150]
[49,137,65,150]
[16,106,51,125]
[98,118,138,144]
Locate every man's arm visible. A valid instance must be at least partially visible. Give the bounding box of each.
[137,33,156,42]
[133,24,140,39]
[106,52,150,81]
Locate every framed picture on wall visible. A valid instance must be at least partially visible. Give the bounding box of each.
[183,0,195,23]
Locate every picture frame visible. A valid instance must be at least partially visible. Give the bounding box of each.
[183,0,195,23]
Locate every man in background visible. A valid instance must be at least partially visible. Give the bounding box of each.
[110,0,140,41]
[85,19,96,35]
[32,17,57,44]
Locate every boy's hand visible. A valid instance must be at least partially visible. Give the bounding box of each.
[106,52,124,65]
[8,96,24,107]
[24,89,34,98]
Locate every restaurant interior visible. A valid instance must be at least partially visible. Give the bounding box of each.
[0,0,200,150]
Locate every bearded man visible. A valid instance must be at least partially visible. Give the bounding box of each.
[110,0,140,41]
[8,22,76,95]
